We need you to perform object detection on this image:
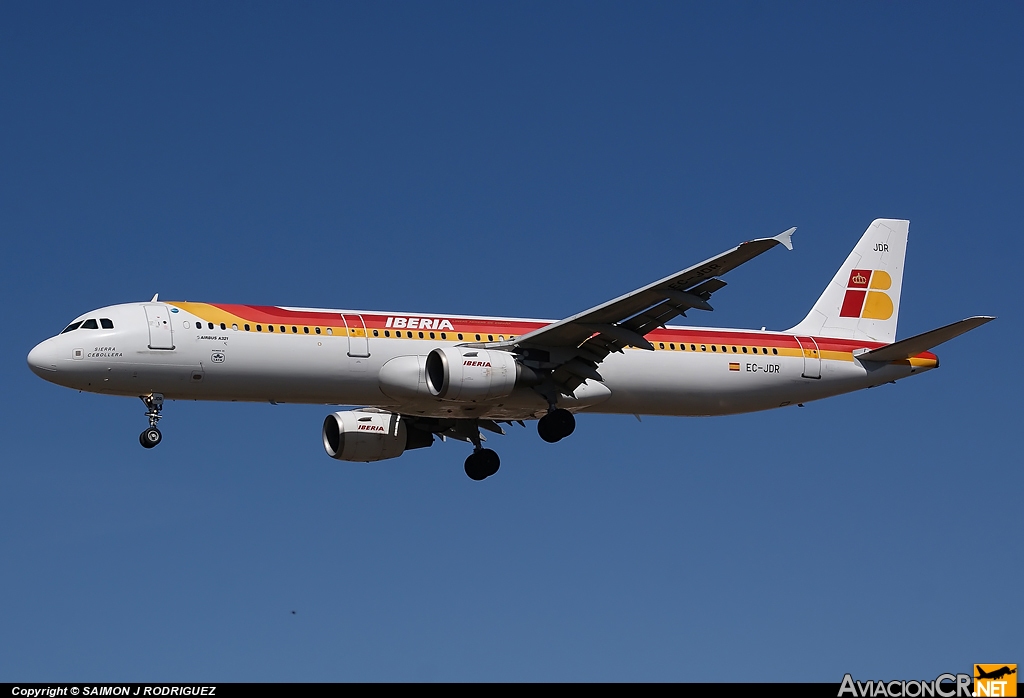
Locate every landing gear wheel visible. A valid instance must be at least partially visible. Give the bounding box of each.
[538,409,576,443]
[464,448,500,480]
[478,448,500,477]
[464,453,487,481]
[139,394,165,448]
[537,417,558,443]
[140,427,162,449]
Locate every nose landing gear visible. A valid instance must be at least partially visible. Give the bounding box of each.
[139,393,164,449]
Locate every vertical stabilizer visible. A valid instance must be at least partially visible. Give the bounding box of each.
[787,219,908,343]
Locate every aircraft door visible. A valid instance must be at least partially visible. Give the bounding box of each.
[342,314,370,357]
[794,336,821,379]
[144,304,175,350]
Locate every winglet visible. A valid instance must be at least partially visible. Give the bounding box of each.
[774,227,796,251]
[150,293,159,302]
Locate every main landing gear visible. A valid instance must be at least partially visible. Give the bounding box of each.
[464,448,500,481]
[537,408,575,443]
[139,393,164,449]
[460,409,573,479]
[458,421,501,481]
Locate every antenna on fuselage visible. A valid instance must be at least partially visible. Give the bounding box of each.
[150,293,159,302]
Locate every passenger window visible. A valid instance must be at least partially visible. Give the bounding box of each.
[384,330,390,337]
[315,327,321,334]
[762,348,768,354]
[701,345,706,351]
[269,325,274,332]
[257,325,262,332]
[711,345,717,352]
[100,318,114,329]
[475,334,481,341]
[670,343,675,350]
[232,324,238,331]
[373,329,379,337]
[61,321,83,334]
[441,333,447,340]
[458,334,464,340]
[487,335,493,342]
[280,326,285,333]
[418,331,424,338]
[326,328,333,335]
[691,344,696,351]
[659,343,665,349]
[304,327,309,334]
[81,319,98,329]
[732,346,737,353]
[773,348,778,355]
[742,347,747,353]
[429,332,435,339]
[292,326,297,333]
[219,323,226,330]
[407,331,413,338]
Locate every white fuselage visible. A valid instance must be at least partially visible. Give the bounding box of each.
[27,301,935,421]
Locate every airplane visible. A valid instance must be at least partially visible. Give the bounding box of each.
[27,219,993,480]
[975,666,1016,681]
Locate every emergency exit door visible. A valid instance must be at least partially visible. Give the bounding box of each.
[342,314,370,357]
[144,304,175,350]
[794,336,821,379]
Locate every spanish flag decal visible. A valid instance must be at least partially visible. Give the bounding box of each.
[729,362,740,371]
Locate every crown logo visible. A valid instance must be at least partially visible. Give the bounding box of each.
[841,269,893,320]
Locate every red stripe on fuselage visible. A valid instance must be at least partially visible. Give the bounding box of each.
[200,303,934,360]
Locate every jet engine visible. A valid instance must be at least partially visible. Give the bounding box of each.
[424,347,522,401]
[322,409,431,462]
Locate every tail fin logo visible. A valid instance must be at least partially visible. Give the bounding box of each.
[840,269,893,320]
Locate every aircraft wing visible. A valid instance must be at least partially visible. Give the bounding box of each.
[478,227,795,395]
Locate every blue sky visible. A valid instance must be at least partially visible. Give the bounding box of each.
[1,2,1021,682]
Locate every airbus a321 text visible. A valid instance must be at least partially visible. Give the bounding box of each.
[28,219,992,480]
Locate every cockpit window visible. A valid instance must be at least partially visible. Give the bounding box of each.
[100,318,114,329]
[60,321,83,334]
[80,319,99,329]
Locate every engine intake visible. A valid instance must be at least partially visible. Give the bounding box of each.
[424,347,524,401]
[322,410,428,462]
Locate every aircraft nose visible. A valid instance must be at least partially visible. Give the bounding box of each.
[27,340,58,378]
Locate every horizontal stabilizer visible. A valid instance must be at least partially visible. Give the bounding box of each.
[858,316,995,362]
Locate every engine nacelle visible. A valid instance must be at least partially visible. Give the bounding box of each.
[322,410,408,462]
[424,347,519,401]
[378,355,432,401]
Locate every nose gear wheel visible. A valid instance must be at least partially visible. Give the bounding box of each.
[139,394,165,449]
[140,427,162,448]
